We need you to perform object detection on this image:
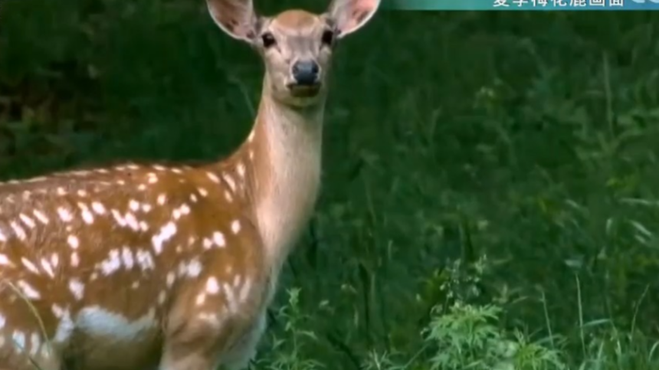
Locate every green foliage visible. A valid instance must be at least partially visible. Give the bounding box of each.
[256,289,325,370]
[3,0,659,369]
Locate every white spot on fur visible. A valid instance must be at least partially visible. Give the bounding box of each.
[213,231,225,248]
[111,210,127,227]
[0,254,12,266]
[69,278,85,300]
[185,259,202,278]
[136,249,155,271]
[223,174,236,192]
[100,249,122,275]
[206,172,220,183]
[202,238,213,249]
[33,210,50,224]
[166,272,176,287]
[79,203,95,224]
[124,212,139,231]
[152,222,177,254]
[57,207,73,222]
[51,253,59,268]
[231,220,241,234]
[21,258,39,274]
[19,214,35,229]
[40,258,55,278]
[206,277,220,294]
[129,200,139,212]
[70,252,80,267]
[121,247,134,269]
[10,222,26,240]
[67,235,79,249]
[91,202,106,215]
[16,280,40,299]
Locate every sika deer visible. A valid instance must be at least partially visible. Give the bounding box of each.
[0,0,380,369]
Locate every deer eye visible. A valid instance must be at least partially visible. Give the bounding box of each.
[261,32,276,48]
[321,30,334,46]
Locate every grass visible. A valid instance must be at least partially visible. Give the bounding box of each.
[3,0,659,368]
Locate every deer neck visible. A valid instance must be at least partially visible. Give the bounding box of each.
[227,79,325,272]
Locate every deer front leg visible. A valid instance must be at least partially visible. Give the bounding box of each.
[159,314,225,370]
[160,277,254,370]
[220,313,266,370]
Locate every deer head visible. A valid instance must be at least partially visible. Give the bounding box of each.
[206,0,380,107]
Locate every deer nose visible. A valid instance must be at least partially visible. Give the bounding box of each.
[291,60,319,86]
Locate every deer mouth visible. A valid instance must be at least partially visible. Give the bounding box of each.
[288,83,321,97]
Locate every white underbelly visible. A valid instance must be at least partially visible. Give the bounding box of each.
[55,306,162,370]
[75,306,159,342]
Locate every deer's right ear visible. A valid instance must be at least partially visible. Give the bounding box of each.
[206,0,259,43]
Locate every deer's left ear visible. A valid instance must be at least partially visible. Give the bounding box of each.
[326,0,380,39]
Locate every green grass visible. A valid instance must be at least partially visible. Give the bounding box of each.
[3,0,659,368]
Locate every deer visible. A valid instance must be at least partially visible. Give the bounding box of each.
[0,0,380,369]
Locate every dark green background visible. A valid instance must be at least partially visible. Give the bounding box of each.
[2,0,659,368]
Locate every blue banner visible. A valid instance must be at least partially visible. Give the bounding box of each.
[386,0,659,10]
